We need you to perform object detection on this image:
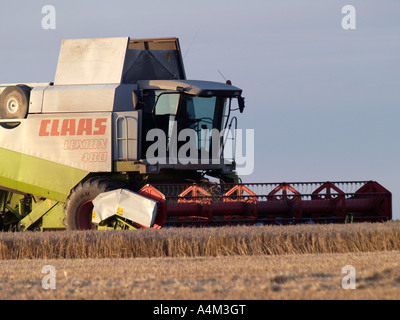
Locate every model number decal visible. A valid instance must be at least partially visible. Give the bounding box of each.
[64,139,108,150]
[39,118,107,136]
[81,152,108,163]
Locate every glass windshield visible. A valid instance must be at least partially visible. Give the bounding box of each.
[176,95,226,157]
[144,92,227,162]
[154,92,180,143]
[154,93,180,116]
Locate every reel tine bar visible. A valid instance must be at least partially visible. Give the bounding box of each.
[146,181,391,227]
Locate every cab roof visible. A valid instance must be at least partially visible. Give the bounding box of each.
[137,80,242,97]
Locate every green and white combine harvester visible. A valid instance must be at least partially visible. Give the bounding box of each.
[0,37,392,231]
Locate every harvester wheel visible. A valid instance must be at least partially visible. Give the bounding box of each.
[63,177,123,230]
[0,85,31,121]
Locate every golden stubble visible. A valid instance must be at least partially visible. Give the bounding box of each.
[0,222,399,300]
[0,222,399,259]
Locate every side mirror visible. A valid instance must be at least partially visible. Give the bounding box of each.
[133,90,144,110]
[238,96,245,113]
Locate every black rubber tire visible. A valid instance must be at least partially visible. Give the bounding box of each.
[0,85,31,120]
[63,177,123,230]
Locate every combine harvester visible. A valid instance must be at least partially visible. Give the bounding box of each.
[0,37,392,231]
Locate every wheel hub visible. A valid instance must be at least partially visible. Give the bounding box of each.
[6,98,19,114]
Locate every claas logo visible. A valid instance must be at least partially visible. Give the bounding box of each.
[39,118,107,136]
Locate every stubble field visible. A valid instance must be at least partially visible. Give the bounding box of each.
[0,222,399,300]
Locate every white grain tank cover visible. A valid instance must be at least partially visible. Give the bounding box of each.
[92,189,158,228]
[54,37,129,85]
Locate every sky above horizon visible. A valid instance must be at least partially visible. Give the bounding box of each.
[0,0,399,219]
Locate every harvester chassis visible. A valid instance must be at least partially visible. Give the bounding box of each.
[0,37,393,231]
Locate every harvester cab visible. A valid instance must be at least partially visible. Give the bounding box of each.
[137,79,244,175]
[0,37,392,231]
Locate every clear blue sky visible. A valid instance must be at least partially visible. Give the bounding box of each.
[1,0,399,219]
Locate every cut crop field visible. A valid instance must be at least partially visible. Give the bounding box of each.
[0,222,399,300]
[1,252,400,300]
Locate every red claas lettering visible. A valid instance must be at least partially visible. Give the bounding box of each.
[39,118,108,136]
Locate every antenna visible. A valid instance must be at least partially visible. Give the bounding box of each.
[218,70,232,85]
[217,69,227,82]
[184,26,201,59]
